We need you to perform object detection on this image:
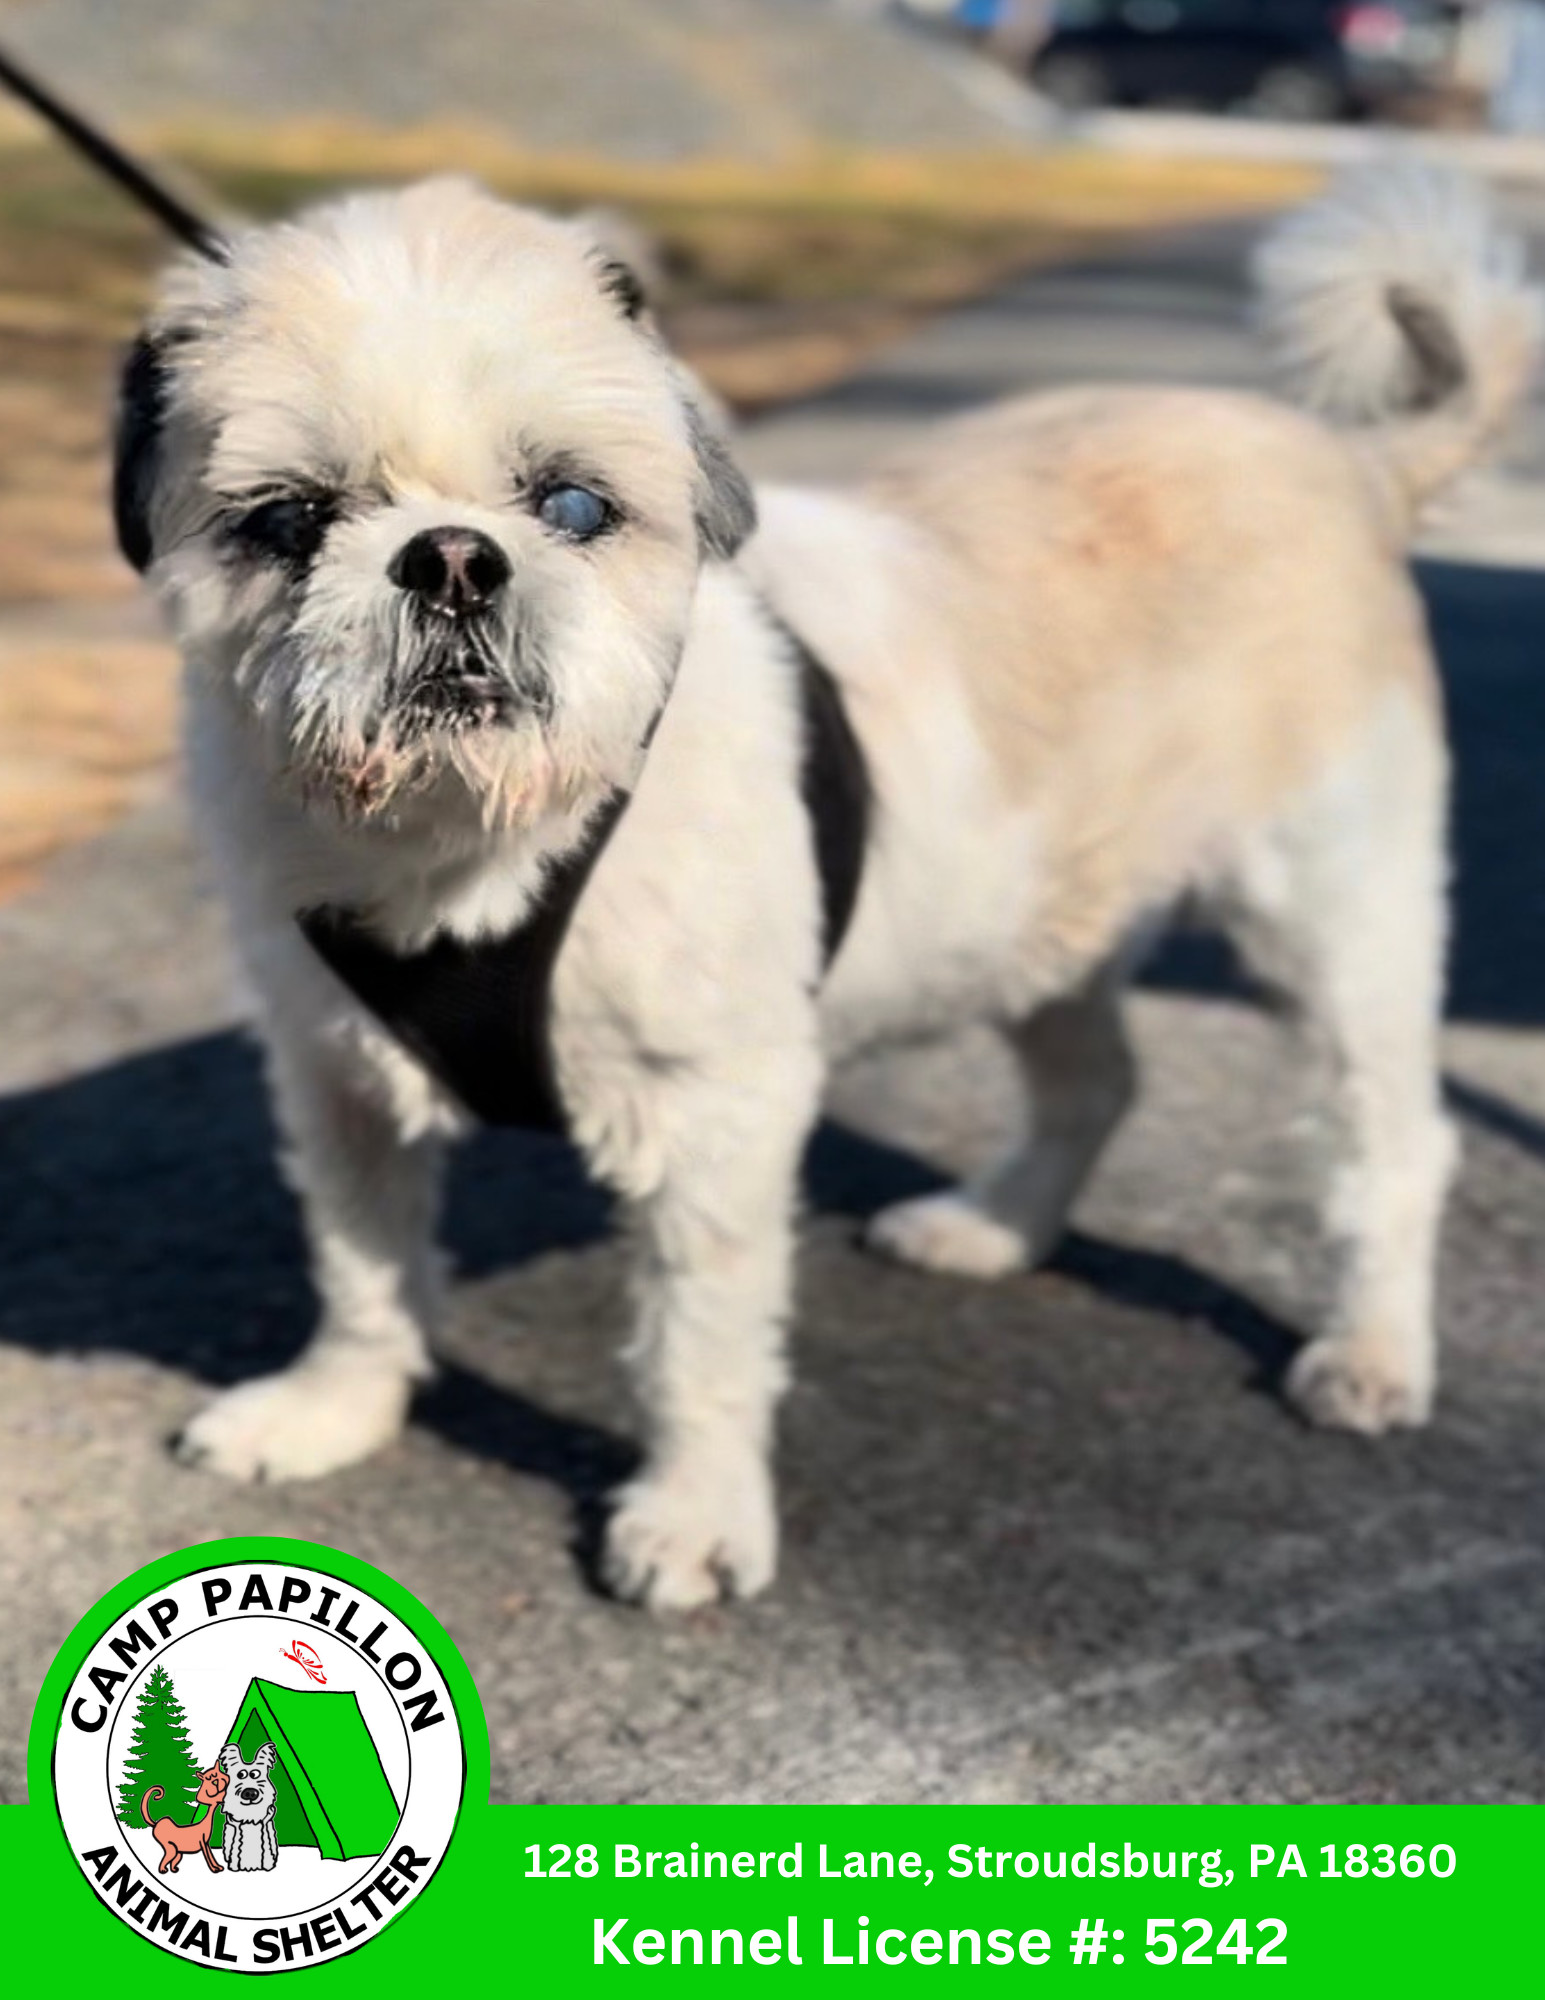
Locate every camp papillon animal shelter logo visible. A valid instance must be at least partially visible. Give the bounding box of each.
[36,1538,482,1972]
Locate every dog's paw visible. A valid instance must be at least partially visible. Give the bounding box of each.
[602,1464,777,1612]
[174,1356,412,1483]
[866,1191,1028,1280]
[1285,1338,1432,1435]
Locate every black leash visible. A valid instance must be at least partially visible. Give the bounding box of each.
[0,41,226,259]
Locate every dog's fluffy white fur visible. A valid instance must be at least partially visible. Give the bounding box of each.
[124,167,1537,1608]
[219,1742,279,1871]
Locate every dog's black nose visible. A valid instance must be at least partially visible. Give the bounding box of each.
[390,528,509,617]
[239,1787,262,1804]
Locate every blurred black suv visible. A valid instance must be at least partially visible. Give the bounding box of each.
[1027,0,1449,120]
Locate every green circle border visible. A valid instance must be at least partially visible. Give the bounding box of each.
[27,1535,490,1973]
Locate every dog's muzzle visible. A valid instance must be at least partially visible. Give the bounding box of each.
[385,524,533,730]
[237,1786,264,1807]
[398,654,520,730]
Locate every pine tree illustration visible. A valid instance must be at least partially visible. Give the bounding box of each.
[116,1663,202,1826]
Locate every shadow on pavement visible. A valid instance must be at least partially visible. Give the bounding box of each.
[0,1024,1299,1502]
[1425,559,1545,1029]
[1050,1230,1298,1384]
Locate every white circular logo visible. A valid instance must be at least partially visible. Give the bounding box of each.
[47,1545,473,1972]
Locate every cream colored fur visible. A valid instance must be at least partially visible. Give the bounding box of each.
[135,168,1536,1608]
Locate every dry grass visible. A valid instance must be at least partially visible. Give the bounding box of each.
[0,627,179,898]
[0,120,1315,893]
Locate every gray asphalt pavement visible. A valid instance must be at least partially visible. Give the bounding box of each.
[4,214,1545,1805]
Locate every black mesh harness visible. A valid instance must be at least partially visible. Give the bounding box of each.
[297,621,870,1133]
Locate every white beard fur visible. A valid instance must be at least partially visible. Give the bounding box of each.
[156,167,1537,1609]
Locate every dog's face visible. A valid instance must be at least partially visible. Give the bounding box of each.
[218,1741,278,1820]
[118,177,754,830]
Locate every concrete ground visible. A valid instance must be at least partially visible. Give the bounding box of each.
[4,214,1545,1805]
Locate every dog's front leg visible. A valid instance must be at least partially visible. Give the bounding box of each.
[177,1008,444,1483]
[600,1041,822,1612]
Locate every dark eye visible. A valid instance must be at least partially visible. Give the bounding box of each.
[535,484,612,541]
[231,494,336,564]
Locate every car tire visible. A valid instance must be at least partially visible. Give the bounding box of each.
[1244,63,1346,122]
[1032,51,1113,111]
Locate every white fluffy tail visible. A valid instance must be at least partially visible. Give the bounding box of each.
[1253,164,1542,519]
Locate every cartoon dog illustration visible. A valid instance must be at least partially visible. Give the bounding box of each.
[141,1762,228,1874]
[219,1742,280,1871]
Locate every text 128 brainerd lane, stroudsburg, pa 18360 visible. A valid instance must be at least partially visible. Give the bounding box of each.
[526,1837,1457,1890]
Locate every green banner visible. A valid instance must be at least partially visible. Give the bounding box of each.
[4,1801,1538,1989]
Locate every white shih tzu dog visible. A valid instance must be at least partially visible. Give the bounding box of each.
[118,168,1537,1609]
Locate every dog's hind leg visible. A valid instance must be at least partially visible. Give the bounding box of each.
[1218,690,1454,1432]
[867,966,1136,1278]
[176,956,446,1483]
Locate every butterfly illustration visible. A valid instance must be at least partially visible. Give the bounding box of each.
[280,1637,327,1684]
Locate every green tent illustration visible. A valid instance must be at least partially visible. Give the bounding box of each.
[214,1677,400,1861]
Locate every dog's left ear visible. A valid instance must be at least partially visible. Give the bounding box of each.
[571,213,755,561]
[252,1743,277,1774]
[218,1742,242,1775]
[670,368,756,561]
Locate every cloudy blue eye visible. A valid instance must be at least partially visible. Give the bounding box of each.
[536,484,612,541]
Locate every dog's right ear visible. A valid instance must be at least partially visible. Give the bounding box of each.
[218,1743,242,1775]
[113,331,180,573]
